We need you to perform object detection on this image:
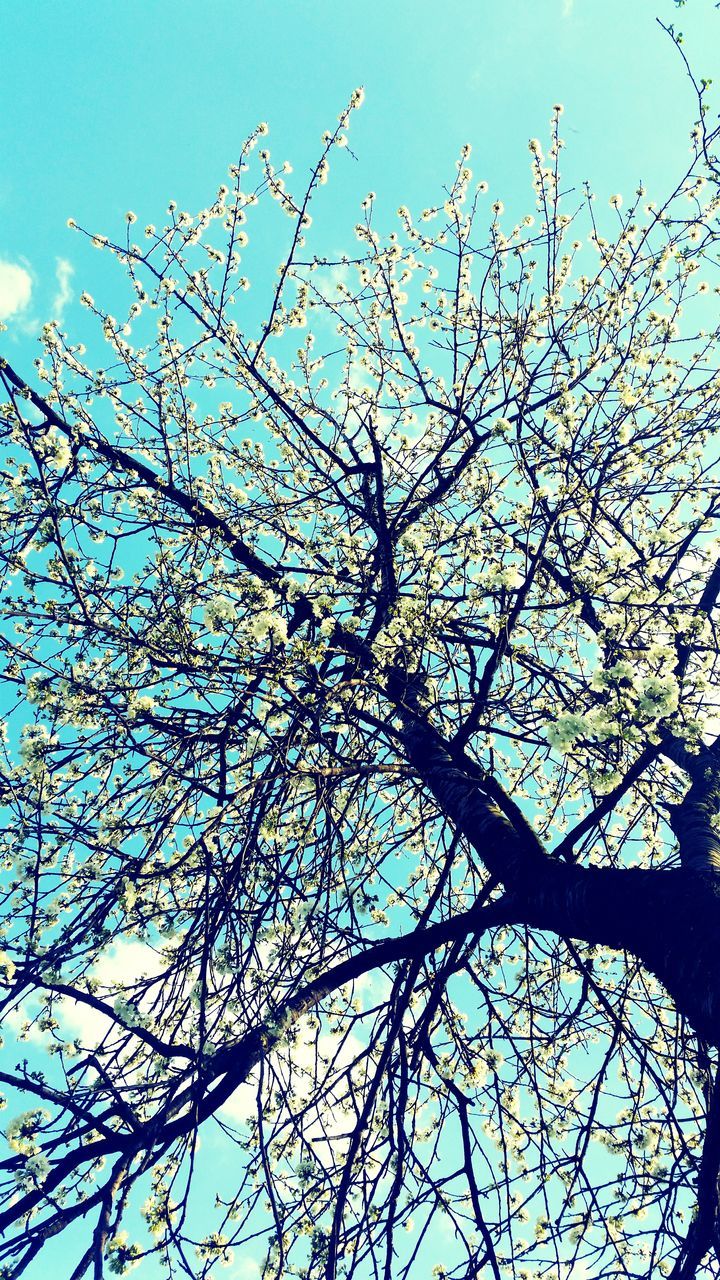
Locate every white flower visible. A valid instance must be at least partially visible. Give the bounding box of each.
[281,576,303,603]
[590,660,634,691]
[250,611,288,644]
[18,1153,50,1187]
[203,597,237,634]
[636,674,679,717]
[546,713,587,753]
[19,724,52,773]
[113,995,146,1028]
[584,707,620,741]
[485,1049,505,1072]
[7,1109,49,1154]
[492,416,512,435]
[592,770,622,796]
[500,565,523,590]
[39,426,72,470]
[132,695,155,714]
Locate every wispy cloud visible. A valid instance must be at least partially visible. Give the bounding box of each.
[229,1258,261,1280]
[58,939,165,1045]
[0,259,32,322]
[52,256,74,323]
[562,0,574,15]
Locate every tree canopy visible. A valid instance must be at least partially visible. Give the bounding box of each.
[2,86,720,1280]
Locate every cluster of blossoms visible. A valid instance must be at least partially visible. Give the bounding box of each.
[106,1231,142,1275]
[203,596,238,633]
[126,692,156,718]
[203,587,289,645]
[18,724,53,776]
[6,1109,49,1154]
[548,657,681,754]
[485,564,525,591]
[195,1231,234,1266]
[34,425,72,471]
[249,609,288,644]
[25,675,56,708]
[14,1151,50,1190]
[592,658,680,717]
[6,1109,51,1189]
[546,712,588,754]
[370,594,442,669]
[113,994,148,1029]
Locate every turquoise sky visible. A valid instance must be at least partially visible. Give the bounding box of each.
[1,0,719,355]
[1,2,720,1276]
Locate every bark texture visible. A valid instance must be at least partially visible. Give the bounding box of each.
[399,706,720,1048]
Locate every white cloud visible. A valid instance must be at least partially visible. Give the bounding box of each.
[220,1075,258,1126]
[228,1259,261,1280]
[562,0,574,14]
[313,260,351,296]
[4,993,45,1044]
[93,939,163,986]
[59,939,165,1046]
[1,940,172,1059]
[220,1019,366,1154]
[0,260,32,321]
[701,705,720,746]
[52,257,74,322]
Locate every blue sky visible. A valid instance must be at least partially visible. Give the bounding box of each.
[1,0,719,352]
[1,2,720,1276]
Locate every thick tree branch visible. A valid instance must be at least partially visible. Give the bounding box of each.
[0,897,512,1237]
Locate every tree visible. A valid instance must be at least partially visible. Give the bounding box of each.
[2,86,720,1280]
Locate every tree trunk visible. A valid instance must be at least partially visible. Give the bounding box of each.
[399,706,720,1047]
